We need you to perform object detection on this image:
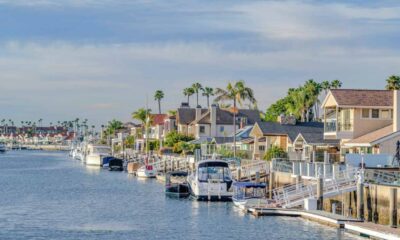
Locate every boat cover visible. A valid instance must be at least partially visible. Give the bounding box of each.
[233,182,267,188]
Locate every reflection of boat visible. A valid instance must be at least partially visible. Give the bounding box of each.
[137,165,156,178]
[108,158,124,171]
[165,171,189,198]
[232,182,268,210]
[85,144,112,167]
[187,160,233,201]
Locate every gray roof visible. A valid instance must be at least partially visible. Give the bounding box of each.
[297,132,340,145]
[177,108,207,125]
[194,108,261,125]
[257,121,325,141]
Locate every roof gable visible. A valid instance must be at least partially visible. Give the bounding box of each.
[328,89,393,107]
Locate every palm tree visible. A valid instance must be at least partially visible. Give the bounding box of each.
[202,87,214,107]
[191,83,203,107]
[183,87,195,106]
[321,80,331,95]
[330,79,342,89]
[154,90,164,114]
[385,75,400,90]
[214,80,256,157]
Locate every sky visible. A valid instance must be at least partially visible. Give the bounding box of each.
[1,0,400,126]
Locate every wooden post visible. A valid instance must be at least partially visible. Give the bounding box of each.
[317,177,323,210]
[237,168,241,181]
[390,188,398,228]
[269,171,275,199]
[357,182,364,220]
[255,171,260,183]
[165,173,171,185]
[295,175,301,190]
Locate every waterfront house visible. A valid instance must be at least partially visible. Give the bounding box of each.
[321,89,400,155]
[187,104,260,139]
[176,103,208,136]
[250,115,339,160]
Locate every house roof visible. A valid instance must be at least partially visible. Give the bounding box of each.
[177,108,208,125]
[151,114,167,126]
[295,132,340,146]
[256,121,325,142]
[191,108,261,125]
[344,125,394,147]
[329,89,393,107]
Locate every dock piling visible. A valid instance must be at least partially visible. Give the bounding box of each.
[317,177,323,210]
[269,171,275,199]
[389,188,398,228]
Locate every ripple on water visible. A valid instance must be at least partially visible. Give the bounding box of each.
[0,151,362,240]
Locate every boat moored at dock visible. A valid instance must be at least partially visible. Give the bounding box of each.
[136,165,157,178]
[0,143,7,153]
[84,144,112,167]
[187,159,233,201]
[232,182,269,210]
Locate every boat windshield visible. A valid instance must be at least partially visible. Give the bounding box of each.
[198,166,231,182]
[234,187,265,199]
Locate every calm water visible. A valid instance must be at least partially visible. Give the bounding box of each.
[0,151,361,240]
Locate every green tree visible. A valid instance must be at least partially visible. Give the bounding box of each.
[214,80,256,157]
[264,97,289,122]
[191,83,203,107]
[183,87,195,106]
[202,86,214,107]
[330,79,342,89]
[321,80,331,95]
[385,75,400,90]
[132,108,151,126]
[154,90,164,114]
[164,131,194,147]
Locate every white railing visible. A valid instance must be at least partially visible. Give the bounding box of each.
[273,167,359,208]
[232,160,269,181]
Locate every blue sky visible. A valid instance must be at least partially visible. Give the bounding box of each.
[1,0,400,126]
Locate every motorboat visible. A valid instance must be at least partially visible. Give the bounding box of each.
[232,182,269,210]
[0,143,7,153]
[85,144,112,167]
[165,171,190,198]
[136,165,157,178]
[108,158,124,171]
[187,159,233,201]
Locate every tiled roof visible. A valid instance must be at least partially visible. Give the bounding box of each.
[345,125,393,145]
[257,121,325,141]
[330,89,393,107]
[297,132,340,145]
[177,108,207,125]
[192,108,261,125]
[150,114,167,126]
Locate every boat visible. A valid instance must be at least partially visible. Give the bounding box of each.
[0,142,7,153]
[84,144,112,167]
[187,159,233,201]
[232,182,269,210]
[136,165,157,178]
[127,161,141,174]
[165,171,190,198]
[108,158,124,171]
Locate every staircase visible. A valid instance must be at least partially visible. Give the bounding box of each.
[273,167,359,209]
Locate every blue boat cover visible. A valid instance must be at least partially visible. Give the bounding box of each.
[102,156,114,165]
[233,182,267,188]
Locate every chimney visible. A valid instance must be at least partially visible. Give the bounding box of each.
[195,105,202,121]
[180,102,190,108]
[394,90,400,132]
[210,104,218,136]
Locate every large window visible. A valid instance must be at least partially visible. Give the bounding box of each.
[371,109,380,119]
[381,109,390,119]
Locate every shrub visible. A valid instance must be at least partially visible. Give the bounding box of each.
[263,146,287,161]
[164,131,194,147]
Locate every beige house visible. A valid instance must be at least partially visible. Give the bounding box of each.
[322,89,400,155]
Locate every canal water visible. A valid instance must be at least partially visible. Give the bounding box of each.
[0,151,361,240]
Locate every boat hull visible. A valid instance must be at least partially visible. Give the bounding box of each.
[85,155,103,166]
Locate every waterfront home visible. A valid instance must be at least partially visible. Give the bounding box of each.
[187,104,260,139]
[176,103,208,136]
[162,114,177,139]
[322,89,400,155]
[250,115,339,160]
[146,114,167,140]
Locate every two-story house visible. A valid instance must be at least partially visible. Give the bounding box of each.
[188,104,260,140]
[322,89,400,155]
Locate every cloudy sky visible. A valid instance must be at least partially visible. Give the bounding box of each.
[1,0,400,126]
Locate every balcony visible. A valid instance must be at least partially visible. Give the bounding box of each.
[325,119,337,132]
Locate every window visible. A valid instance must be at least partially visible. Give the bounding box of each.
[362,109,370,118]
[259,145,265,151]
[371,109,380,119]
[199,126,205,134]
[220,126,224,132]
[381,109,390,119]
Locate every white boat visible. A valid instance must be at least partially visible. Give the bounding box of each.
[0,143,7,153]
[232,182,269,210]
[84,144,112,167]
[187,159,233,201]
[136,165,157,178]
